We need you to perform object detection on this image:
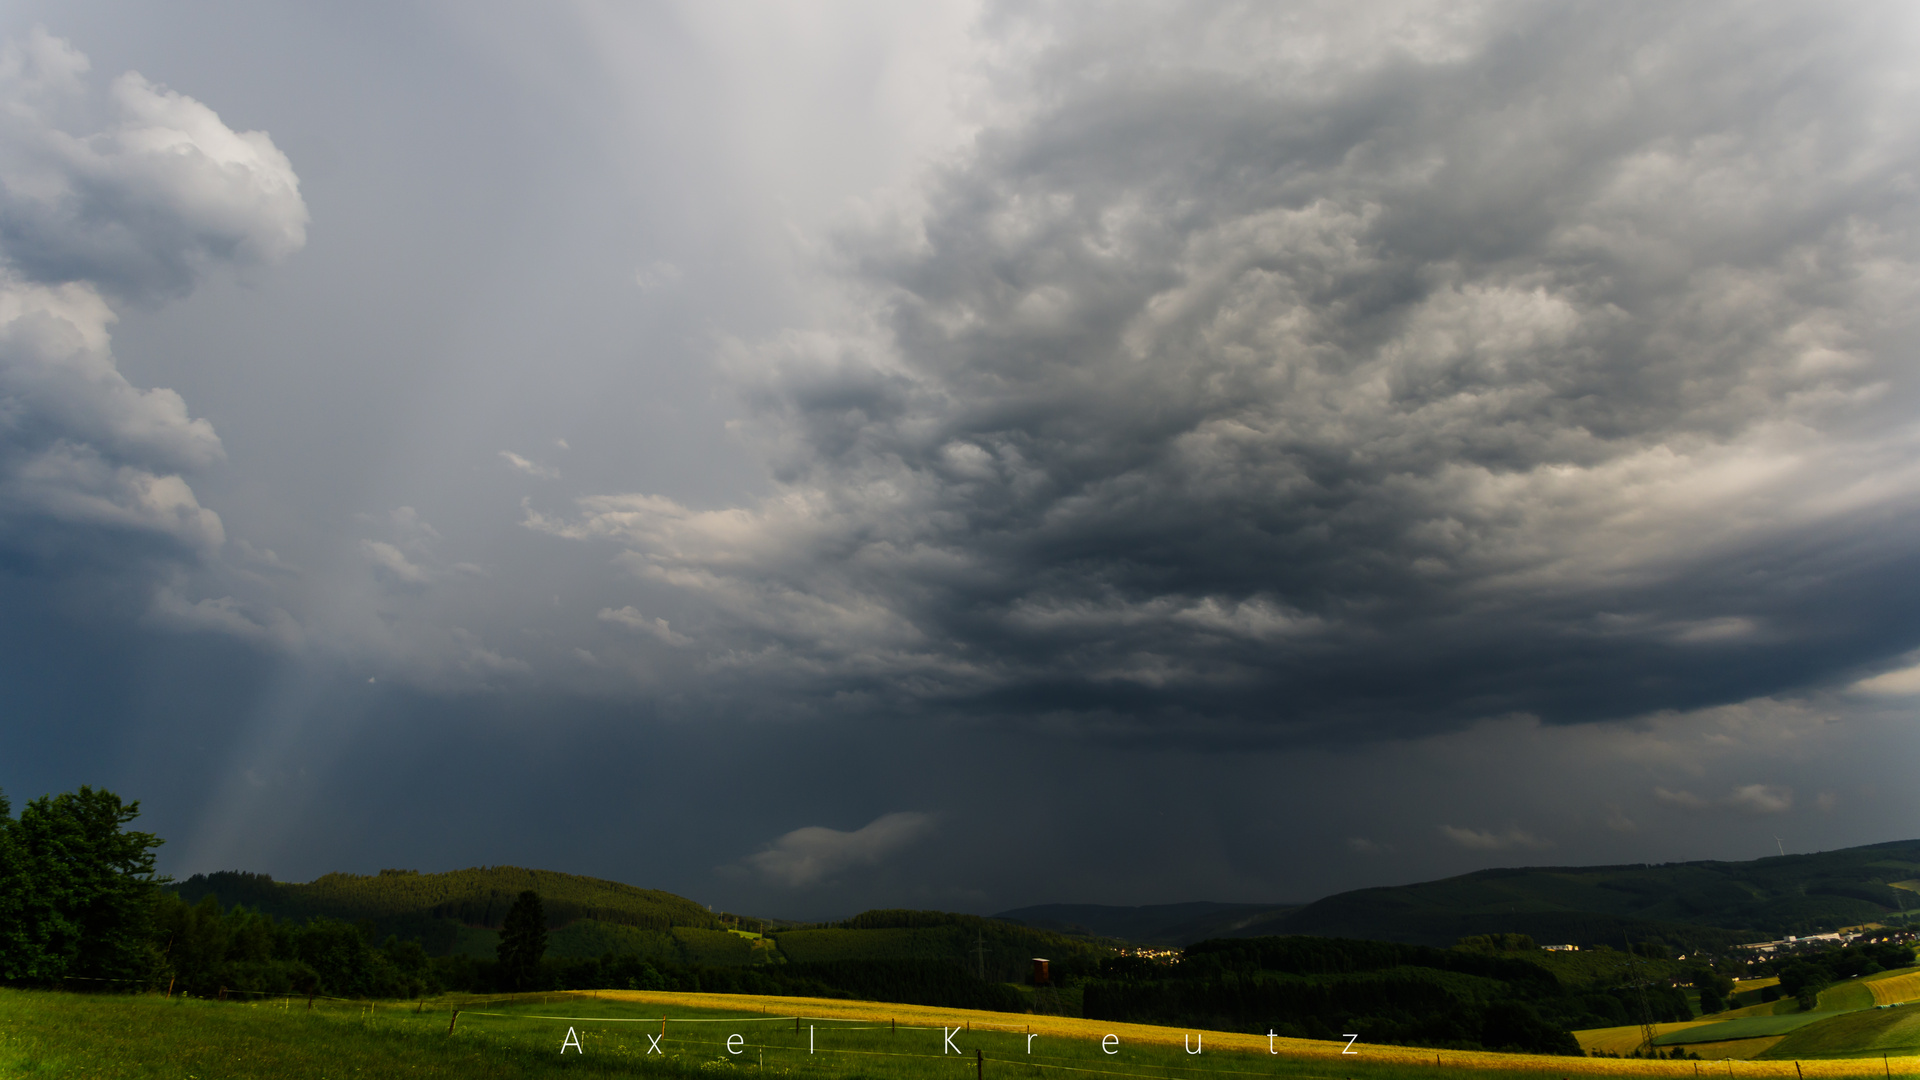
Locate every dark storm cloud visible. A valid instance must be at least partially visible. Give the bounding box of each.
[539,0,1920,737]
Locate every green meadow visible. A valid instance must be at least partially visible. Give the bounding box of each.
[1760,1005,1920,1060]
[0,988,1739,1080]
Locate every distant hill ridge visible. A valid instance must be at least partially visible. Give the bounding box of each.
[993,901,1303,946]
[997,838,1920,948]
[177,836,1920,960]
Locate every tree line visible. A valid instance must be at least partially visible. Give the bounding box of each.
[0,788,1026,1011]
[1079,934,1712,1055]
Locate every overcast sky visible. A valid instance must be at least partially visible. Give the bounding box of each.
[3,1,1919,921]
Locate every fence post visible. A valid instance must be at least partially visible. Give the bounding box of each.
[976,1048,983,1080]
[447,1009,459,1035]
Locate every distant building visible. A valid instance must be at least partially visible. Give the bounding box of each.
[1737,931,1857,956]
[1541,944,1579,952]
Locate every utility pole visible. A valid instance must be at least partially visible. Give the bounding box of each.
[1624,934,1657,1055]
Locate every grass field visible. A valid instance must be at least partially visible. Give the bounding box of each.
[1578,964,1920,1063]
[672,927,756,966]
[1650,1013,1829,1045]
[1574,1023,1712,1056]
[1758,1005,1920,1060]
[5,988,1912,1080]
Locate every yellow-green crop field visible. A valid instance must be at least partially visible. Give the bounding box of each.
[2,988,1912,1080]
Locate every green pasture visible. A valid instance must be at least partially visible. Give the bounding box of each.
[1650,1013,1828,1045]
[1759,1006,1920,1060]
[0,988,1606,1080]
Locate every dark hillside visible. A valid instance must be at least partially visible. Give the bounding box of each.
[172,866,724,954]
[993,901,1300,945]
[1226,839,1920,948]
[1083,935,1616,1055]
[777,909,1114,985]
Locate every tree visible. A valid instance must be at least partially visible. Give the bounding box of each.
[0,786,164,986]
[497,889,547,991]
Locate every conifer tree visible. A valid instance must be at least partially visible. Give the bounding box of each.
[497,889,547,991]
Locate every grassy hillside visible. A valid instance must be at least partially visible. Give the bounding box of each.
[14,985,1904,1079]
[1230,839,1920,948]
[172,866,725,956]
[1759,1004,1920,1059]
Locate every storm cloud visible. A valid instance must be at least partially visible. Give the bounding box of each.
[538,0,1920,738]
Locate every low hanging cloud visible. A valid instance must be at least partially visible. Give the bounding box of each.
[499,450,559,481]
[1847,660,1920,697]
[1439,825,1552,852]
[739,811,935,888]
[1655,783,1794,814]
[598,605,692,647]
[534,1,1920,739]
[0,28,305,616]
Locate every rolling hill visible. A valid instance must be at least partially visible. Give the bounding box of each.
[992,901,1301,946]
[997,839,1920,949]
[175,837,1920,968]
[171,866,729,958]
[1241,839,1920,948]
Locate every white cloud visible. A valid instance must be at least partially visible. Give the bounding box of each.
[598,605,692,647]
[1439,825,1552,851]
[360,539,432,585]
[452,628,531,679]
[499,450,559,481]
[634,260,681,291]
[1656,783,1793,814]
[1602,805,1637,833]
[741,810,934,887]
[1653,787,1711,810]
[1848,661,1920,697]
[0,28,304,611]
[0,28,306,299]
[1726,784,1794,815]
[148,581,302,650]
[358,507,455,587]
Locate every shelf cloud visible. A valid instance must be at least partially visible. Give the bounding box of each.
[540,0,1920,741]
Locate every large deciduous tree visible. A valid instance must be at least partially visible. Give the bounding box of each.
[0,786,164,986]
[497,889,547,991]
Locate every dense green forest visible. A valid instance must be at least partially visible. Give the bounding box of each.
[170,866,734,955]
[996,901,1302,946]
[150,889,1033,1009]
[1081,935,1710,1055]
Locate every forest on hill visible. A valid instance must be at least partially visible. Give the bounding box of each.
[171,866,730,948]
[1082,934,1713,1055]
[1022,839,1920,949]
